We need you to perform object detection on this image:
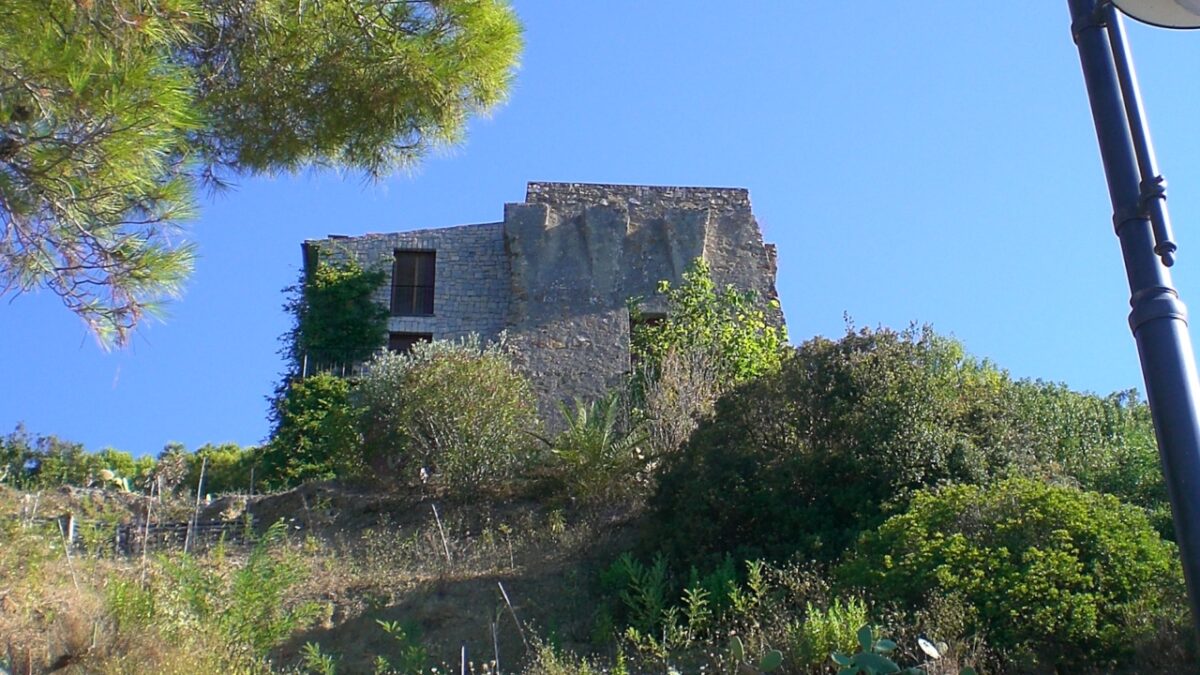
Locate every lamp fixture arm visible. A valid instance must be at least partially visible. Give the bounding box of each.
[1103,1,1178,266]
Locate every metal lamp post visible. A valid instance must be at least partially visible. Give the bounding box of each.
[1067,0,1200,626]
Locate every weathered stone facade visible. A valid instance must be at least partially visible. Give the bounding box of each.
[303,181,784,420]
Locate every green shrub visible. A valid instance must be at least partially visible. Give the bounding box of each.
[630,258,786,387]
[838,478,1187,669]
[786,598,868,670]
[356,336,538,493]
[262,374,362,489]
[539,393,648,504]
[645,324,1166,569]
[283,257,388,373]
[631,258,786,457]
[184,443,259,496]
[646,325,1003,567]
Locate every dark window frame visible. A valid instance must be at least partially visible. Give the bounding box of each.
[388,332,432,355]
[391,250,436,316]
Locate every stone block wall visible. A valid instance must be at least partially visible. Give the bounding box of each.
[506,182,784,422]
[305,222,510,343]
[302,182,784,426]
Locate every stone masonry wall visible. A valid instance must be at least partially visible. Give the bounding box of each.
[306,222,510,343]
[506,182,784,422]
[303,182,784,428]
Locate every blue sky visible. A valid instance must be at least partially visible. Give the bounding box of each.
[5,3,1200,456]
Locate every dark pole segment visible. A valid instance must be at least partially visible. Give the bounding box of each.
[1068,0,1200,627]
[1104,4,1178,265]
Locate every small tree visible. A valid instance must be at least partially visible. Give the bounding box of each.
[630,258,786,456]
[356,336,537,493]
[631,259,785,385]
[261,374,361,490]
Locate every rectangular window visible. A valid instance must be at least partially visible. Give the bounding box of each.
[388,332,432,355]
[391,250,435,316]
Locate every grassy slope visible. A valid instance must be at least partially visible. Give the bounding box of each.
[0,482,639,673]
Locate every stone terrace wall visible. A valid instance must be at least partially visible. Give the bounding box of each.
[307,222,510,343]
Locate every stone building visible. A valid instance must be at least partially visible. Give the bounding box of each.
[302,181,784,419]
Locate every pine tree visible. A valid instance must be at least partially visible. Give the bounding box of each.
[0,0,521,345]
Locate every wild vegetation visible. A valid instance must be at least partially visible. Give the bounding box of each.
[1,262,1193,673]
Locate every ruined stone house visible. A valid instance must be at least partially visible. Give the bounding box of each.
[302,181,784,420]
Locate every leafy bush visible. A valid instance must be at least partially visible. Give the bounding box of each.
[646,325,1004,566]
[645,324,1166,569]
[184,443,259,496]
[838,478,1187,669]
[356,336,538,493]
[786,598,868,670]
[283,257,388,374]
[538,393,648,504]
[631,259,786,456]
[262,374,362,490]
[631,258,785,386]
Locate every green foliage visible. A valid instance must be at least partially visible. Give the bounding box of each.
[831,625,932,675]
[538,393,648,504]
[284,257,389,374]
[0,425,144,490]
[788,598,869,670]
[0,0,199,344]
[1000,383,1170,536]
[606,553,672,636]
[184,443,260,496]
[373,620,431,675]
[113,521,319,658]
[356,336,537,493]
[1,0,521,344]
[838,478,1186,668]
[646,324,1167,569]
[630,258,786,457]
[263,374,362,490]
[186,0,522,178]
[631,258,786,386]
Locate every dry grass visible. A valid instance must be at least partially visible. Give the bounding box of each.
[0,483,641,674]
[281,491,639,672]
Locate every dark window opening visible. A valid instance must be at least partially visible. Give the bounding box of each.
[391,250,435,316]
[388,332,432,355]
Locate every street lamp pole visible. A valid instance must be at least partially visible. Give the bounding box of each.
[1067,0,1200,626]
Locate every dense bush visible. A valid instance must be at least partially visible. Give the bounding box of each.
[183,443,260,496]
[356,336,538,492]
[645,325,1165,568]
[261,374,362,490]
[838,478,1187,669]
[631,259,786,457]
[646,326,998,566]
[538,393,648,504]
[282,257,388,374]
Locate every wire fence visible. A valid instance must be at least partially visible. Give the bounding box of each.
[10,513,262,556]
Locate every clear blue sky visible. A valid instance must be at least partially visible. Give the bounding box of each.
[5,3,1200,456]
